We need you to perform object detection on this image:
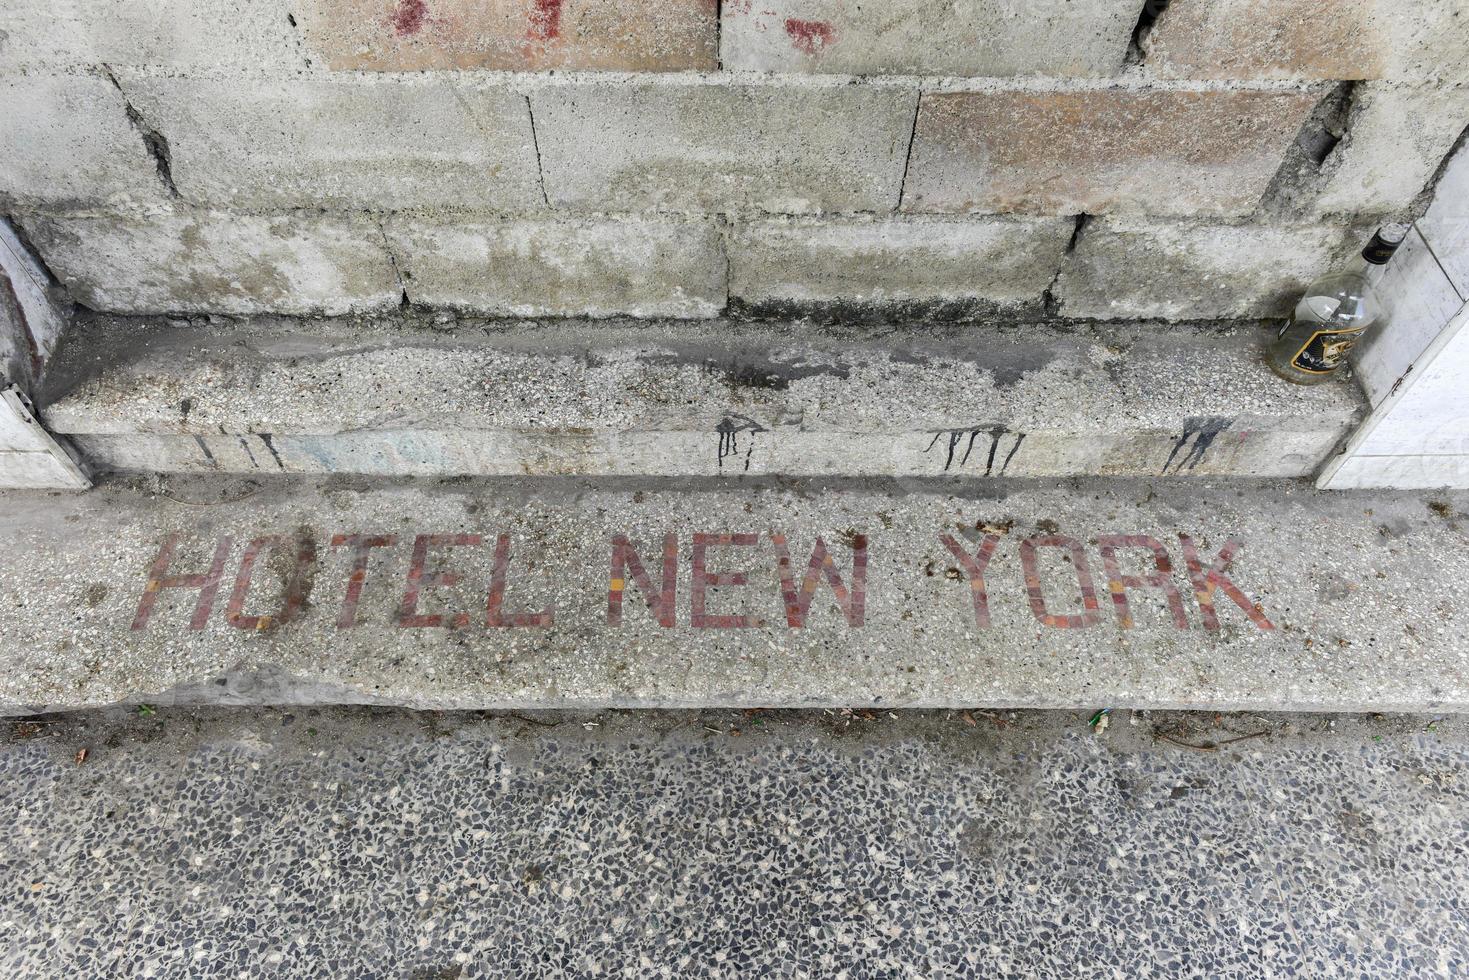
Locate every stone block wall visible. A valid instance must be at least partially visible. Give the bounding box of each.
[0,0,1465,320]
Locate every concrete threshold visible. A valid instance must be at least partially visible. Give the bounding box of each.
[0,474,1464,714]
[40,314,1362,478]
[6,706,1467,975]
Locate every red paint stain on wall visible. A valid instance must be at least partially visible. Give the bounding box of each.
[390,0,428,36]
[783,18,835,55]
[528,0,564,40]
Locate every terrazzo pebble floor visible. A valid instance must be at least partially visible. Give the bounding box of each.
[1,707,1466,978]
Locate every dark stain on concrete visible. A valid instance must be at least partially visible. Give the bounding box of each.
[266,527,317,627]
[925,430,968,472]
[926,425,1027,474]
[716,414,766,472]
[258,434,286,471]
[193,436,218,469]
[1163,416,1232,474]
[641,352,851,392]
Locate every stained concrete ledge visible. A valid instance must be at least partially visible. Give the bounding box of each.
[0,475,1464,715]
[40,315,1364,479]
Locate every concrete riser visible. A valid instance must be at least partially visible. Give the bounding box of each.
[70,427,1347,479]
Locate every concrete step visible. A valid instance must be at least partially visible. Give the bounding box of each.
[0,474,1463,714]
[39,313,1364,479]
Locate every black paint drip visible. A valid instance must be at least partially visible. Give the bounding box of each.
[926,425,1027,475]
[717,414,767,472]
[998,432,1026,475]
[1163,416,1232,474]
[925,431,966,471]
[258,433,286,471]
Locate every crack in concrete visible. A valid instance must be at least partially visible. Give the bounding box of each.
[894,87,923,212]
[375,218,412,308]
[525,95,552,208]
[101,65,178,199]
[1040,214,1090,317]
[714,0,723,71]
[715,214,732,311]
[1257,81,1361,217]
[1125,0,1170,66]
[1305,81,1361,167]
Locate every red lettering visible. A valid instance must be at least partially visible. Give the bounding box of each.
[1096,535,1190,630]
[225,534,316,631]
[771,533,867,628]
[131,534,232,631]
[398,534,480,628]
[1179,535,1275,631]
[691,533,761,628]
[527,0,563,40]
[608,534,677,627]
[939,533,1000,628]
[390,0,427,36]
[330,534,397,629]
[486,535,552,628]
[1019,535,1102,629]
[784,17,835,55]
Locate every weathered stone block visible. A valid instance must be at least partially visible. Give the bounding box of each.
[720,0,1138,77]
[1310,85,1469,218]
[384,216,725,318]
[1145,0,1469,83]
[0,74,165,206]
[533,82,917,214]
[118,74,544,212]
[0,0,306,71]
[296,0,716,71]
[901,89,1319,217]
[21,206,401,316]
[727,216,1073,307]
[1055,218,1358,320]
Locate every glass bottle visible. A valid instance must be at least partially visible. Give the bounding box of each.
[1266,225,1408,385]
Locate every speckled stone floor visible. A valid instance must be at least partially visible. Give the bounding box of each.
[1,708,1466,978]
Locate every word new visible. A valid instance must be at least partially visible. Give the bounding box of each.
[130,531,1273,633]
